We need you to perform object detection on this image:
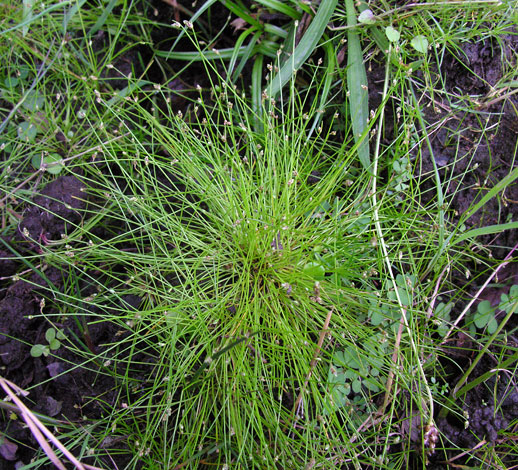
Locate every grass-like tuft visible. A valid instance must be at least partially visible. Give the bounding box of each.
[74,59,387,467]
[1,1,518,468]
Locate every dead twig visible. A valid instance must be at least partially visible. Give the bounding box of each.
[426,265,449,318]
[291,307,334,423]
[0,377,105,470]
[442,242,518,343]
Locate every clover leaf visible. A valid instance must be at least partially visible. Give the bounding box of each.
[474,300,497,334]
[31,328,66,358]
[499,285,518,314]
[411,35,429,54]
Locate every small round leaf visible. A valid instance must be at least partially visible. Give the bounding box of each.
[385,26,400,42]
[352,378,362,394]
[487,317,498,334]
[30,344,46,357]
[43,154,64,175]
[22,90,45,112]
[303,261,325,280]
[477,300,492,315]
[33,153,64,174]
[358,9,376,25]
[411,35,429,54]
[45,328,56,342]
[474,309,492,329]
[364,380,380,392]
[4,76,19,88]
[369,309,384,326]
[17,121,37,142]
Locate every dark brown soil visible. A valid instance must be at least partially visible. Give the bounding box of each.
[0,4,517,469]
[412,30,518,468]
[0,176,134,468]
[423,31,518,254]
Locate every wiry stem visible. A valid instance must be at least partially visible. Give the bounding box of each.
[370,47,435,425]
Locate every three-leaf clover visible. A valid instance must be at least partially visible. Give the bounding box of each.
[30,328,66,358]
[474,300,498,334]
[31,153,64,174]
[499,285,518,314]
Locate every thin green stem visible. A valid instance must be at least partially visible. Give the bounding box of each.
[409,82,445,253]
[453,298,518,398]
[370,48,435,423]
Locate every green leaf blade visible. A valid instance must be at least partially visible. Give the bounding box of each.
[266,0,338,97]
[345,0,370,170]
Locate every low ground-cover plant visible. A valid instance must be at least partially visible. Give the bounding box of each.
[74,69,389,467]
[468,284,518,334]
[30,327,66,358]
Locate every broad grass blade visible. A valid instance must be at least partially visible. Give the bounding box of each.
[22,0,35,36]
[345,0,370,170]
[306,40,335,141]
[453,222,518,247]
[252,54,264,132]
[267,0,338,97]
[221,0,262,29]
[62,0,88,32]
[87,0,119,36]
[460,165,518,224]
[254,0,301,19]
[228,28,259,80]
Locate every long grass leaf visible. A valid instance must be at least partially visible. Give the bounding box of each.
[455,348,518,397]
[156,47,258,61]
[306,39,335,141]
[266,0,338,97]
[460,165,518,224]
[264,23,288,39]
[252,54,264,132]
[228,27,258,78]
[87,0,118,36]
[62,0,88,32]
[453,298,518,398]
[426,164,518,275]
[345,0,369,170]
[255,0,301,19]
[22,0,35,36]
[232,31,262,81]
[221,0,262,29]
[452,221,518,246]
[157,42,279,61]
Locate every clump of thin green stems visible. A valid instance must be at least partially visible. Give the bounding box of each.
[1,1,518,468]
